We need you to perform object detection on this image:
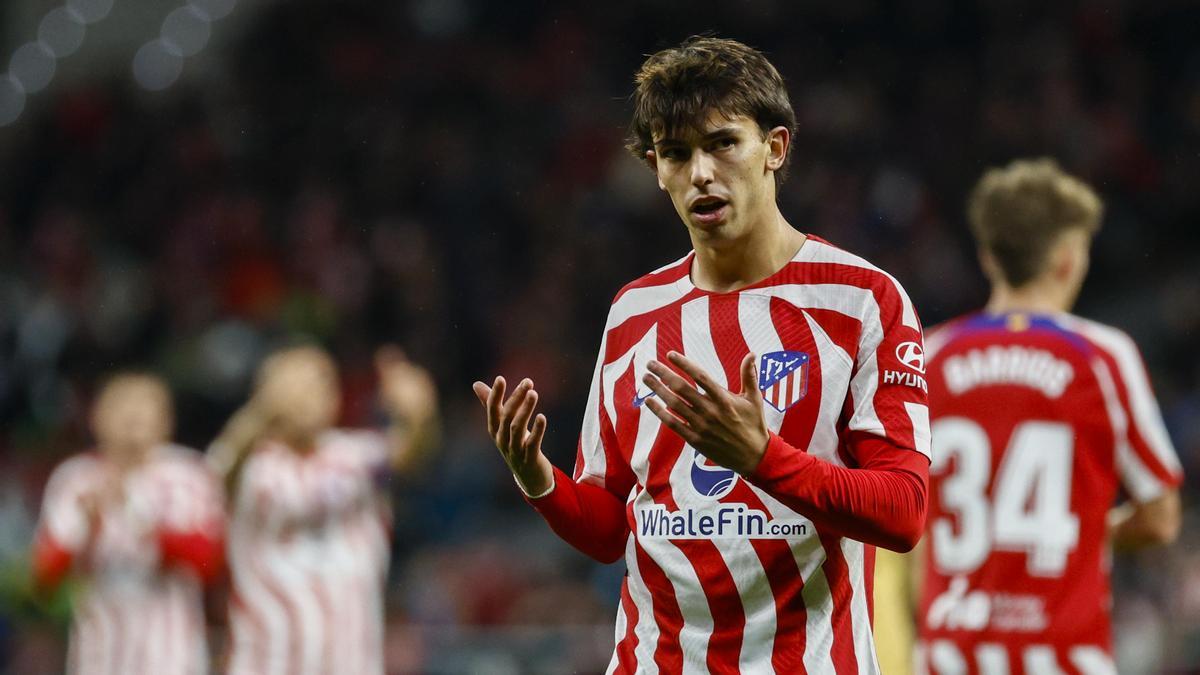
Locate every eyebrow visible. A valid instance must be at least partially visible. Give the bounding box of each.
[654,126,741,146]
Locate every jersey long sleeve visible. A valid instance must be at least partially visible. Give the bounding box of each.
[747,431,929,551]
[526,465,630,563]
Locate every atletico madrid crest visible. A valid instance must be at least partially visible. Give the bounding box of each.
[758,350,810,412]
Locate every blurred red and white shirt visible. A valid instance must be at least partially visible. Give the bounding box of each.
[557,237,930,674]
[225,429,392,675]
[919,312,1183,675]
[33,445,224,675]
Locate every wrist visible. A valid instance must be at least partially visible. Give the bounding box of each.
[514,455,554,498]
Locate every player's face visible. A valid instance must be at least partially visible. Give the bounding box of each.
[648,113,787,243]
[91,379,173,463]
[258,349,341,438]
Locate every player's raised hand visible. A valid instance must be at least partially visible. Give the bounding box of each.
[642,350,769,475]
[377,346,438,425]
[471,377,554,496]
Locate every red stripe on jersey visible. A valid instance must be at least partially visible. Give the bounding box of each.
[612,255,692,302]
[1092,348,1179,485]
[708,294,808,673]
[772,297,825,456]
[616,577,640,673]
[819,534,860,673]
[634,542,686,673]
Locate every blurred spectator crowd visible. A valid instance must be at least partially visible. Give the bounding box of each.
[1,0,1199,672]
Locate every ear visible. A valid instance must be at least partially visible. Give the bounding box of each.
[645,149,666,191]
[978,248,1002,284]
[764,126,790,173]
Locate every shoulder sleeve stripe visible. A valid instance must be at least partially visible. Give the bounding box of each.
[1091,357,1174,502]
[804,240,920,330]
[1075,321,1183,477]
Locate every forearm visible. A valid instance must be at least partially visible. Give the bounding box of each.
[31,531,76,592]
[525,465,630,564]
[158,528,224,584]
[747,433,929,552]
[1109,491,1181,550]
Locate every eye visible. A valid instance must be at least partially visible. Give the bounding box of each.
[661,147,688,161]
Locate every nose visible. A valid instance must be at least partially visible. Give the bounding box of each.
[689,151,715,189]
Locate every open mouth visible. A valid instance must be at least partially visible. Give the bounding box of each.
[690,198,728,215]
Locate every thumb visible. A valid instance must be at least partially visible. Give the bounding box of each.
[740,353,760,401]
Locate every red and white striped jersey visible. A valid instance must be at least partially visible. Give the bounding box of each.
[576,237,931,674]
[34,445,223,675]
[918,312,1183,675]
[225,429,392,675]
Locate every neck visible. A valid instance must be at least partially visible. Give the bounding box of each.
[985,279,1071,315]
[690,205,805,292]
[101,443,152,472]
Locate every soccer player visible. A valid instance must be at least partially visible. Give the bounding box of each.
[473,37,931,673]
[917,159,1183,674]
[211,345,437,675]
[32,372,224,675]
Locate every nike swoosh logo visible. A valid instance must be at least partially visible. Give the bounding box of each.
[632,391,657,407]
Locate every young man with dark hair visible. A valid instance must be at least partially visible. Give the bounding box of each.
[474,36,931,672]
[917,159,1182,673]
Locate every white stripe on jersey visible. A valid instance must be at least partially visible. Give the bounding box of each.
[737,295,860,674]
[624,534,662,675]
[1067,318,1182,475]
[841,538,880,674]
[1069,646,1117,675]
[1091,359,1167,502]
[605,596,628,675]
[41,447,217,675]
[578,329,611,485]
[680,296,776,674]
[607,280,693,331]
[226,432,390,675]
[805,240,920,331]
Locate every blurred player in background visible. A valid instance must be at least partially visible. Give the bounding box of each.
[474,37,930,672]
[916,159,1183,673]
[209,344,437,675]
[31,373,224,675]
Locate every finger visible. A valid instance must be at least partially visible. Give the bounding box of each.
[666,351,728,400]
[486,376,506,435]
[643,372,703,425]
[525,413,548,461]
[647,360,708,409]
[498,380,533,449]
[739,353,760,399]
[472,381,491,407]
[645,397,699,444]
[510,389,539,449]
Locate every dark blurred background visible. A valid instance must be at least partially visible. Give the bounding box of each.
[0,0,1198,673]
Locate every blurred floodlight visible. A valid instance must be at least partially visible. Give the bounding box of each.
[0,75,25,127]
[133,40,183,91]
[65,0,114,24]
[10,42,57,94]
[192,0,237,21]
[161,5,211,58]
[38,8,87,59]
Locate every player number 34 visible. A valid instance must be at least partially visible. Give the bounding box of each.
[931,418,1081,577]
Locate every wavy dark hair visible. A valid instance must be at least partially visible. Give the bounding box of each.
[627,36,798,185]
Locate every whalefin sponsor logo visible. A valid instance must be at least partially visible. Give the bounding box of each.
[759,350,809,413]
[691,452,737,499]
[638,503,810,540]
